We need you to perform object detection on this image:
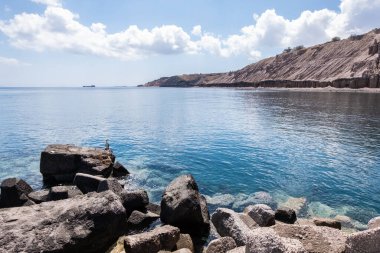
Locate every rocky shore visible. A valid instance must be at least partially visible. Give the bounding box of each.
[0,144,379,253]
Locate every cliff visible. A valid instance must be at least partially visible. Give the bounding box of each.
[144,29,380,88]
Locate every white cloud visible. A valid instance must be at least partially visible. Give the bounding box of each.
[0,56,22,65]
[0,0,379,61]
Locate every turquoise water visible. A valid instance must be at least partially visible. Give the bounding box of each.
[0,87,379,226]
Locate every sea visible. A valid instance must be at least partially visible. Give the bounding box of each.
[0,87,379,228]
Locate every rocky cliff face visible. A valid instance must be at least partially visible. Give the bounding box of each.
[144,29,380,88]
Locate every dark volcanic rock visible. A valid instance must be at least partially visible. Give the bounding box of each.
[97,178,124,195]
[313,218,341,230]
[48,186,69,200]
[0,191,126,253]
[120,189,149,214]
[126,210,160,230]
[40,144,115,184]
[275,207,297,224]
[27,189,50,204]
[0,178,34,208]
[73,173,106,193]
[124,225,180,253]
[112,161,130,177]
[161,175,210,234]
[147,202,161,215]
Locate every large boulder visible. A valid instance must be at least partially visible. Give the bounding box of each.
[161,175,210,234]
[97,178,124,195]
[27,189,49,204]
[40,144,115,184]
[244,204,275,227]
[126,210,160,230]
[124,225,180,253]
[205,237,237,253]
[0,178,34,208]
[74,173,106,193]
[112,161,130,177]
[345,227,380,253]
[120,189,149,214]
[0,191,126,253]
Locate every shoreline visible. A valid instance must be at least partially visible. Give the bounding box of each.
[236,86,380,93]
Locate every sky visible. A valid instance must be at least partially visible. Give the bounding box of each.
[0,0,379,86]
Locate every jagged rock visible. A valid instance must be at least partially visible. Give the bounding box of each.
[227,246,246,253]
[161,175,210,234]
[40,144,115,184]
[368,217,380,229]
[205,237,237,253]
[275,207,297,224]
[120,189,149,214]
[313,218,341,230]
[48,185,69,200]
[147,202,161,215]
[175,234,194,253]
[126,210,160,230]
[0,191,126,253]
[74,173,106,193]
[112,161,130,177]
[273,223,347,253]
[0,178,34,208]
[123,225,180,253]
[27,189,49,204]
[244,204,275,227]
[211,208,252,246]
[345,227,380,253]
[238,213,258,229]
[97,178,124,194]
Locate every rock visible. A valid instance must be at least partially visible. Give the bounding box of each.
[368,217,380,229]
[127,210,160,230]
[245,227,306,253]
[113,161,130,177]
[147,202,161,215]
[74,173,106,193]
[275,207,297,224]
[40,144,115,184]
[227,246,246,253]
[0,191,126,253]
[313,217,341,230]
[27,189,49,204]
[244,204,275,227]
[205,237,237,253]
[120,189,149,214]
[176,234,194,252]
[273,223,347,253]
[159,249,192,253]
[345,227,380,253]
[211,208,252,246]
[238,213,258,229]
[161,175,210,234]
[97,178,124,195]
[124,225,180,253]
[0,178,34,208]
[48,185,69,200]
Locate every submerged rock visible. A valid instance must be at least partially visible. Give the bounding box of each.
[40,144,115,184]
[0,191,126,253]
[161,175,210,234]
[278,196,307,215]
[0,178,34,208]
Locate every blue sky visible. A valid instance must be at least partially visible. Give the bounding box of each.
[0,0,379,86]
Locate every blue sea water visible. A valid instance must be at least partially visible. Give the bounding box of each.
[0,87,379,226]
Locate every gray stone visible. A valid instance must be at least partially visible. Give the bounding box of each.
[0,191,126,253]
[0,178,34,208]
[275,207,297,224]
[97,178,124,194]
[176,233,194,252]
[244,204,275,227]
[205,237,237,253]
[313,217,341,230]
[120,189,149,214]
[48,186,69,200]
[238,213,258,229]
[345,227,380,253]
[27,189,50,204]
[112,161,130,177]
[40,144,115,184]
[368,216,380,229]
[127,210,160,230]
[124,225,180,253]
[227,246,246,253]
[74,173,106,193]
[147,202,161,215]
[161,175,210,234]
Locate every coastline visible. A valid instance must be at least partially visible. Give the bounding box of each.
[237,86,380,93]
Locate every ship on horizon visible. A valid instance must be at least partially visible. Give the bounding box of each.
[83,85,95,88]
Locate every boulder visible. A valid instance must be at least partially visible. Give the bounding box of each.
[161,175,210,234]
[175,234,194,252]
[368,217,380,229]
[120,189,149,214]
[127,210,160,230]
[313,218,341,230]
[147,202,161,215]
[40,144,115,184]
[74,173,106,193]
[238,213,258,229]
[273,223,347,253]
[275,207,297,224]
[112,161,130,177]
[27,189,49,204]
[227,246,246,253]
[124,225,180,253]
[345,227,380,253]
[97,178,124,194]
[211,208,252,246]
[205,237,237,253]
[48,185,69,200]
[0,191,126,253]
[0,178,34,208]
[244,204,275,227]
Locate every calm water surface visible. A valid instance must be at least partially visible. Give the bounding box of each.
[0,87,379,225]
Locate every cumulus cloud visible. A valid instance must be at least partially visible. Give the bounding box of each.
[0,0,379,61]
